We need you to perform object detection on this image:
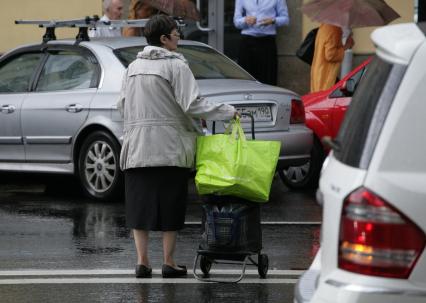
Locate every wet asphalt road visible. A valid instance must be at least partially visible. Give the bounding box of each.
[0,173,321,303]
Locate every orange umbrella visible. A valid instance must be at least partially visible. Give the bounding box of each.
[147,0,200,21]
[301,0,400,28]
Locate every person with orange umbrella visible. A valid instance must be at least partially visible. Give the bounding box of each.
[302,0,400,92]
[310,24,354,92]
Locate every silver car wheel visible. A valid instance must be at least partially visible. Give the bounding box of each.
[283,162,311,183]
[278,138,324,190]
[84,140,117,193]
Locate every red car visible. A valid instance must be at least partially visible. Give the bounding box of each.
[279,57,372,189]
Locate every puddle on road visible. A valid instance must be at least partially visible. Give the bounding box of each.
[0,178,320,271]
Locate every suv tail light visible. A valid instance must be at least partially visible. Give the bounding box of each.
[290,99,305,124]
[339,187,426,278]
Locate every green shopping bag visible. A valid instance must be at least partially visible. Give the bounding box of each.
[195,118,281,202]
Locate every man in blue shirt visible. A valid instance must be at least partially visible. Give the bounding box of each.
[233,0,289,85]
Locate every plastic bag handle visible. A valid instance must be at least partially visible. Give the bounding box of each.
[212,113,255,139]
[230,118,247,142]
[224,118,237,135]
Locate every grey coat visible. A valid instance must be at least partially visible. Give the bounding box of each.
[117,46,235,170]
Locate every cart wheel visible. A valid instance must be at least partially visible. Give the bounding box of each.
[200,255,212,275]
[258,254,269,278]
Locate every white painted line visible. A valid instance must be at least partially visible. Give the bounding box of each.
[0,277,299,284]
[185,221,321,225]
[0,269,304,276]
[261,221,321,225]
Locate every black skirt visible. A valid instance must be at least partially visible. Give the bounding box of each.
[124,166,190,231]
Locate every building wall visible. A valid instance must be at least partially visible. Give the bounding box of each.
[0,0,101,54]
[276,0,309,95]
[0,0,415,96]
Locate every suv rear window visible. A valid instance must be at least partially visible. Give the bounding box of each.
[334,56,406,169]
[114,45,253,80]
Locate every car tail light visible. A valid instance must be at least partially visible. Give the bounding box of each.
[290,99,305,124]
[339,187,426,278]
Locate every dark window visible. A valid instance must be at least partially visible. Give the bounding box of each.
[334,56,406,168]
[36,50,98,91]
[0,53,43,93]
[114,45,253,80]
[181,0,241,61]
[114,47,140,68]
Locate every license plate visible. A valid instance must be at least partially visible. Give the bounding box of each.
[236,105,272,122]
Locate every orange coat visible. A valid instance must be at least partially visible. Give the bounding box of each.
[310,24,345,92]
[123,0,158,37]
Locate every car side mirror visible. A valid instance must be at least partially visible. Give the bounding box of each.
[340,79,355,96]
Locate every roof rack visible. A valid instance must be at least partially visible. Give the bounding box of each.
[15,15,185,43]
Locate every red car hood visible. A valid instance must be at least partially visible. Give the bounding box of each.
[301,90,331,108]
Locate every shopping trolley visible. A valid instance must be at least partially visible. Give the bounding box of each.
[193,113,269,283]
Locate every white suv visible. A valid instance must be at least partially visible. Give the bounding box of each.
[295,22,426,303]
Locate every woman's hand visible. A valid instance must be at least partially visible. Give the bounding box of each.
[258,18,275,26]
[343,36,355,50]
[233,111,241,119]
[245,16,257,26]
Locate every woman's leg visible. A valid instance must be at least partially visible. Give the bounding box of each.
[162,231,187,277]
[162,231,178,268]
[133,229,150,266]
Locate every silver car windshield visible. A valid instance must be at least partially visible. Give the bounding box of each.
[114,45,253,81]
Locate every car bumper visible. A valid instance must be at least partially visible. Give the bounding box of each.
[253,124,313,169]
[296,270,426,303]
[294,250,321,303]
[308,278,426,303]
[119,122,312,168]
[295,247,426,303]
[294,269,320,303]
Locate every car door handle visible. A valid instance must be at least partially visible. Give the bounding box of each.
[65,104,84,113]
[1,104,16,114]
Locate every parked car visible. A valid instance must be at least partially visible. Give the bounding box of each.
[280,57,372,190]
[295,22,426,303]
[0,33,312,201]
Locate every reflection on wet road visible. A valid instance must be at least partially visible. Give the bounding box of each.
[0,174,321,302]
[0,201,319,270]
[0,283,296,303]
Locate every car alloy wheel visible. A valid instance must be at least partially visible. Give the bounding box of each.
[279,137,324,190]
[78,131,122,201]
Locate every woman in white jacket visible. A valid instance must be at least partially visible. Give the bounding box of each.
[118,15,237,278]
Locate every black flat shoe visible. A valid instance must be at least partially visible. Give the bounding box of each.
[135,264,152,278]
[162,264,187,278]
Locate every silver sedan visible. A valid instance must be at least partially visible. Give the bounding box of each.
[0,37,312,200]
